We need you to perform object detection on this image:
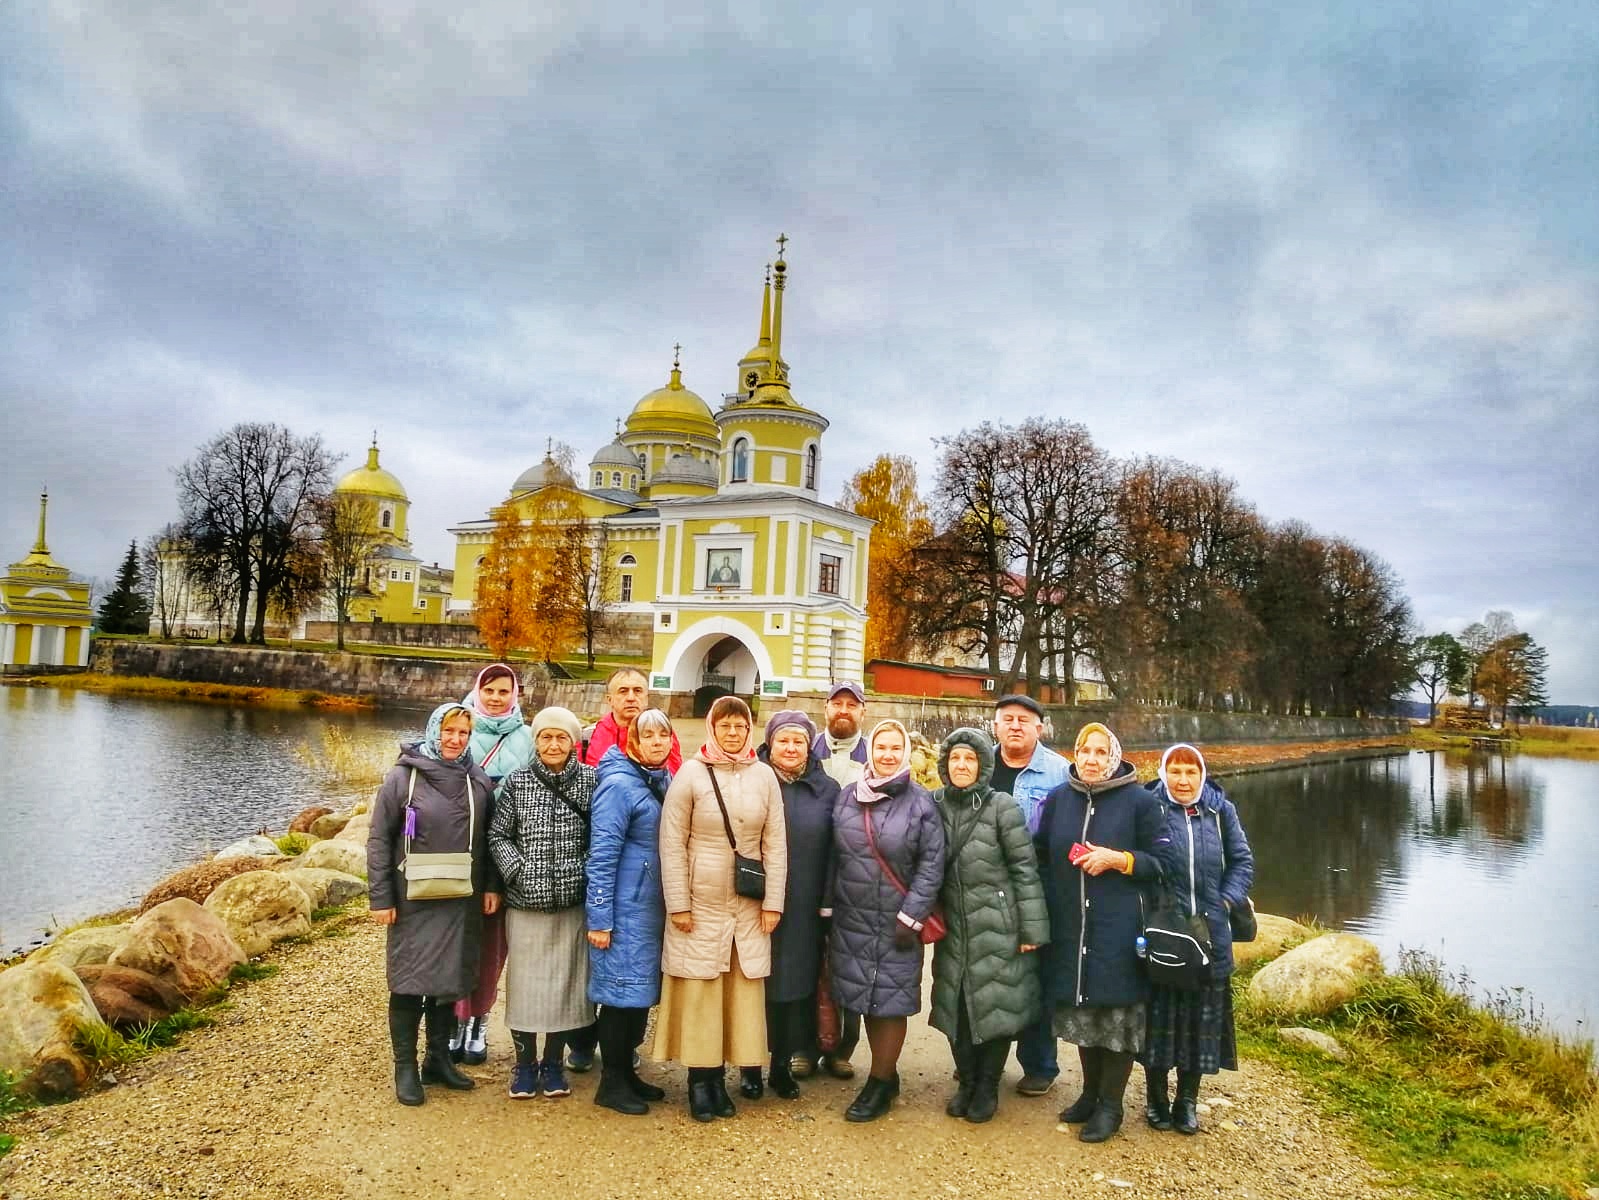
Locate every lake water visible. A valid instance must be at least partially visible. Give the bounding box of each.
[0,687,420,956]
[3,692,1596,1038]
[1228,750,1599,1038]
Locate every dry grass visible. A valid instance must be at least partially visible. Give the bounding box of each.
[293,724,392,792]
[11,673,374,710]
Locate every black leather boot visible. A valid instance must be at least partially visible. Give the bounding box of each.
[965,1039,1008,1124]
[687,1068,718,1122]
[1058,1046,1101,1123]
[419,1002,476,1090]
[1145,1067,1173,1131]
[1079,1051,1134,1143]
[709,1069,737,1117]
[1172,1070,1202,1135]
[767,1055,800,1100]
[845,1073,898,1123]
[946,1029,976,1118]
[388,998,425,1106]
[739,1066,765,1100]
[595,1067,648,1115]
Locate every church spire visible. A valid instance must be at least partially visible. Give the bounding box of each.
[366,434,381,471]
[770,233,787,379]
[32,488,49,555]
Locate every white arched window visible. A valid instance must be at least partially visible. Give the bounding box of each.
[618,554,638,567]
[593,470,604,486]
[380,508,393,530]
[731,437,751,483]
[804,443,818,490]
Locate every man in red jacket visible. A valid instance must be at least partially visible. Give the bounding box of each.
[582,666,684,772]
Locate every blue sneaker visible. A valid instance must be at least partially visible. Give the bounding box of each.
[566,1047,595,1073]
[508,1064,539,1099]
[540,1062,572,1098]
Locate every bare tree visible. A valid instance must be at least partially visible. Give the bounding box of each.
[139,527,189,638]
[315,493,383,650]
[570,518,616,671]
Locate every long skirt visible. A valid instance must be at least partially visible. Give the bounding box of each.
[1143,979,1237,1074]
[1054,1001,1147,1054]
[651,942,767,1068]
[504,906,593,1033]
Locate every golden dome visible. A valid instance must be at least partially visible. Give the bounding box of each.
[626,362,718,439]
[335,440,409,502]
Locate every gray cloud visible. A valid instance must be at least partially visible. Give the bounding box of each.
[3,1,1595,699]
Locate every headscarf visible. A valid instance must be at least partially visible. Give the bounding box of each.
[937,727,996,806]
[699,695,757,765]
[625,708,676,767]
[761,709,817,784]
[1073,721,1124,778]
[1158,743,1208,806]
[464,664,523,736]
[531,706,583,744]
[419,702,474,765]
[856,718,911,804]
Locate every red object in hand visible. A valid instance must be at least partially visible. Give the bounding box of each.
[1069,842,1092,866]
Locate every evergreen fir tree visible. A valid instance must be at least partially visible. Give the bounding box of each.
[98,540,152,634]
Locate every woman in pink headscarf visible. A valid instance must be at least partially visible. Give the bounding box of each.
[652,695,788,1122]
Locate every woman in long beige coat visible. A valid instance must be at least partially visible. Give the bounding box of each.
[654,695,788,1122]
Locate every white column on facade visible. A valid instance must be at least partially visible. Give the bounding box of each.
[78,628,91,665]
[1,623,14,667]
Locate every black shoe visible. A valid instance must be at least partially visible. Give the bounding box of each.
[1145,1070,1173,1131]
[845,1074,898,1123]
[688,1076,717,1123]
[768,1060,801,1100]
[394,1062,425,1106]
[1058,1091,1097,1123]
[1079,1101,1124,1143]
[1173,1070,1201,1134]
[595,1068,649,1115]
[739,1066,764,1100]
[566,1046,596,1073]
[710,1073,737,1118]
[420,1050,476,1090]
[627,1067,666,1102]
[945,1079,975,1119]
[966,1072,1000,1125]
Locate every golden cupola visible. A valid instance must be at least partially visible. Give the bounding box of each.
[623,347,721,494]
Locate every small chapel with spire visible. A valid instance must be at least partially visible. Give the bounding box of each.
[1,489,95,669]
[449,237,872,706]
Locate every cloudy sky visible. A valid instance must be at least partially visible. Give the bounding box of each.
[3,2,1595,701]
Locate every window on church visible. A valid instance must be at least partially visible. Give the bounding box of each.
[381,508,392,530]
[403,570,412,582]
[611,470,622,487]
[818,553,842,596]
[731,437,751,483]
[389,568,400,581]
[618,554,637,567]
[620,574,633,603]
[805,444,818,490]
[593,471,603,486]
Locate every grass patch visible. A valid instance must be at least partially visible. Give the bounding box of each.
[274,832,313,856]
[1409,724,1599,762]
[1238,948,1598,1198]
[227,961,280,984]
[0,1069,33,1157]
[18,673,376,711]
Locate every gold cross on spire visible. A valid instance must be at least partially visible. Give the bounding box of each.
[673,342,682,369]
[545,436,553,457]
[776,232,788,259]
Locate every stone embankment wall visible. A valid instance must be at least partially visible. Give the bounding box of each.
[91,642,1408,742]
[299,613,655,656]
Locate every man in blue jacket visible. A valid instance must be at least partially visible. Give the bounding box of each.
[989,694,1070,1096]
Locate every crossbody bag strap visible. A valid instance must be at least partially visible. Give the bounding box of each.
[705,763,740,851]
[480,731,512,768]
[403,767,418,860]
[860,801,909,898]
[402,768,476,859]
[548,779,588,824]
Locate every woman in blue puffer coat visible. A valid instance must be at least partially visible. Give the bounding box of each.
[585,708,676,1115]
[1143,743,1253,1136]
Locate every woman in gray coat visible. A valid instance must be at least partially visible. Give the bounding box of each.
[828,718,946,1123]
[368,701,499,1106]
[930,728,1049,1124]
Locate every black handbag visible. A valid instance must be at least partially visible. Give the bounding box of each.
[706,765,766,901]
[1217,811,1257,943]
[1142,887,1213,992]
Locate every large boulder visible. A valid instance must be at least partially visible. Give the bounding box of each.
[215,835,283,860]
[281,868,368,910]
[334,813,372,844]
[202,871,313,957]
[110,898,246,999]
[300,839,366,878]
[1248,932,1384,1016]
[74,965,187,1030]
[1233,912,1314,969]
[288,805,333,834]
[141,856,275,912]
[28,924,133,971]
[309,811,352,840]
[0,961,108,1099]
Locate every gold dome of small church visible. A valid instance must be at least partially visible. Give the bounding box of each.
[335,438,409,502]
[626,351,718,440]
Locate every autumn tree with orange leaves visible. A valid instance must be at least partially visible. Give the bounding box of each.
[841,455,934,663]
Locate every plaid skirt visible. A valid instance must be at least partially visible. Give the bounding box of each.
[1142,979,1237,1074]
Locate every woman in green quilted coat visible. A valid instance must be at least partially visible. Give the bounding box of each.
[929,728,1051,1123]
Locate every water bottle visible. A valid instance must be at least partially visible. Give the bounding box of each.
[1135,935,1148,960]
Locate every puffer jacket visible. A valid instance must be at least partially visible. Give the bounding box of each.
[760,747,839,1004]
[490,753,594,912]
[929,731,1051,1043]
[828,774,946,1018]
[585,746,671,1007]
[1036,760,1165,1008]
[1148,778,1254,977]
[658,754,787,981]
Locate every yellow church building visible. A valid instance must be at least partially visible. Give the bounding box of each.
[331,439,451,626]
[1,490,94,670]
[449,242,872,702]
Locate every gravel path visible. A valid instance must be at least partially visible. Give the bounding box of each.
[0,919,1401,1200]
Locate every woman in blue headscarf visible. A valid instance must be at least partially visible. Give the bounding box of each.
[451,665,533,1065]
[368,701,500,1106]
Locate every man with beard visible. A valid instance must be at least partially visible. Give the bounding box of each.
[990,694,1071,1097]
